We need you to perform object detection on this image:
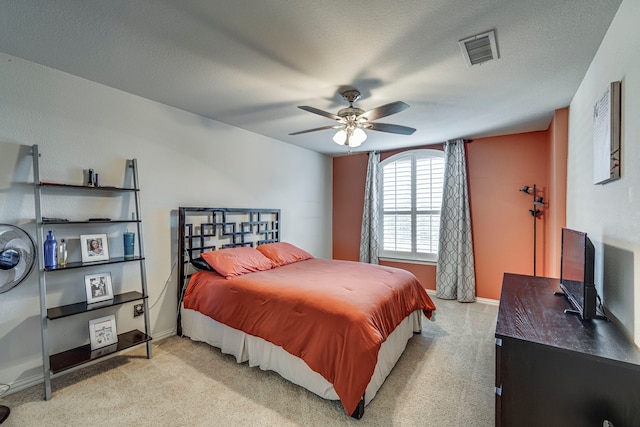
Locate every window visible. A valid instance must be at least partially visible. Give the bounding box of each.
[379,149,445,262]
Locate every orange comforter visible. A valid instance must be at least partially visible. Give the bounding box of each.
[182,258,436,415]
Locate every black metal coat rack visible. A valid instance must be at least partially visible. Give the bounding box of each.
[519,185,545,276]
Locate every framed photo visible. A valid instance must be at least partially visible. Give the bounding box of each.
[80,233,109,263]
[89,314,118,350]
[84,272,114,304]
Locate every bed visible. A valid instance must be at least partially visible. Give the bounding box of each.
[177,207,436,418]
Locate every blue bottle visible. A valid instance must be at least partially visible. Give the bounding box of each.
[44,230,58,268]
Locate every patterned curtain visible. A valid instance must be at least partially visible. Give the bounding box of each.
[436,139,476,302]
[359,151,379,264]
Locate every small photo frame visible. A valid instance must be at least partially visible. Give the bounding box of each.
[84,272,114,304]
[80,233,110,263]
[89,314,118,350]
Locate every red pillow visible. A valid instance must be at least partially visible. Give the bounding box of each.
[201,247,274,278]
[256,242,313,267]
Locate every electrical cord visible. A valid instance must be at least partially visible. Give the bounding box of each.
[595,293,609,321]
[175,247,197,334]
[148,244,197,313]
[147,256,177,312]
[142,253,188,336]
[145,247,198,334]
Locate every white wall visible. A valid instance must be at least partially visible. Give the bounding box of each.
[0,53,332,391]
[568,0,640,345]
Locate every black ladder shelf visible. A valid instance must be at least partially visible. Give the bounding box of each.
[32,144,152,400]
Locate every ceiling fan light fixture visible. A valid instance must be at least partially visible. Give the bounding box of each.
[332,127,367,147]
[349,127,367,147]
[333,129,347,145]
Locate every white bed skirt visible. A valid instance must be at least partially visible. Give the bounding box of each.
[181,306,422,407]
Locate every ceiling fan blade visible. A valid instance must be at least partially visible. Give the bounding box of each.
[289,124,342,136]
[359,101,410,121]
[367,122,416,135]
[297,106,342,121]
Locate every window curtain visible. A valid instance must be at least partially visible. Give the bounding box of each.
[359,151,379,264]
[436,139,476,302]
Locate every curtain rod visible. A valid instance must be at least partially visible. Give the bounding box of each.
[377,138,472,154]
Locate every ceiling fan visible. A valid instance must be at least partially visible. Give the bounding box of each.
[289,89,416,148]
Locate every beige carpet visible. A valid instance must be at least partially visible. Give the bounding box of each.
[1,298,498,426]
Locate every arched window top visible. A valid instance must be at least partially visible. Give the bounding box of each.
[380,149,444,167]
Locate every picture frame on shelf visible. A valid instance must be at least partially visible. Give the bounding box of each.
[89,314,118,350]
[80,233,109,263]
[84,272,114,304]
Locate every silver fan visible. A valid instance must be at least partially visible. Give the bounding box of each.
[0,224,36,294]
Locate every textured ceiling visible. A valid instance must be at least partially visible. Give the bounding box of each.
[0,0,622,155]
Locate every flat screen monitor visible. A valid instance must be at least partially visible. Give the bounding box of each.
[559,227,597,320]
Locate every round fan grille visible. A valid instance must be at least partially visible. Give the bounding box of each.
[0,224,36,294]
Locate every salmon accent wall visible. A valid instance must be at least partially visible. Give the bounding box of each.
[379,260,437,292]
[467,132,549,300]
[332,110,568,300]
[332,154,368,261]
[546,108,568,278]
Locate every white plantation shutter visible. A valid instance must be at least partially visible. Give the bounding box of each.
[382,157,412,252]
[379,150,444,261]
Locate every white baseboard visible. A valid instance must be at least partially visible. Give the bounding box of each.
[426,288,499,306]
[476,296,499,306]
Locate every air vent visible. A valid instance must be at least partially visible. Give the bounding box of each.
[459,30,499,67]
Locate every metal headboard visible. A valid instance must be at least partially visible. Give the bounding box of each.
[177,207,280,335]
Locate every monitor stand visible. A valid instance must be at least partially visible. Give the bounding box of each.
[553,291,608,320]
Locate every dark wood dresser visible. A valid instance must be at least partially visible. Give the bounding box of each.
[495,273,640,426]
